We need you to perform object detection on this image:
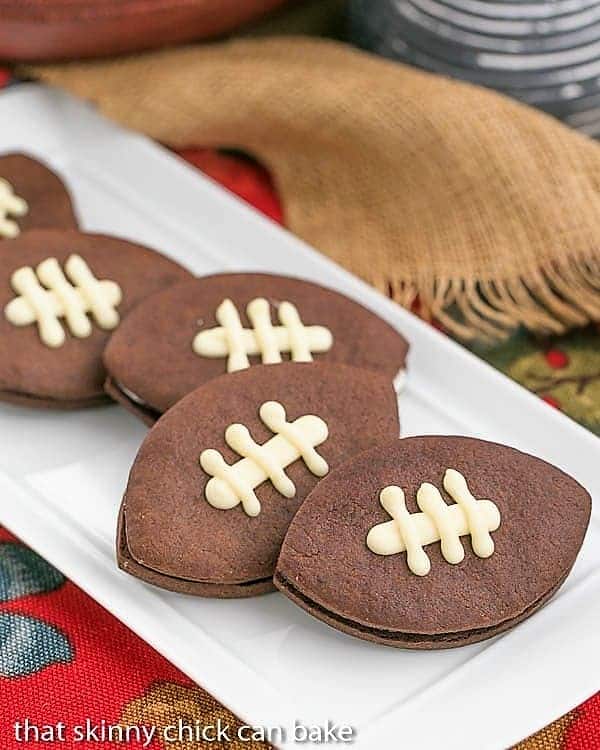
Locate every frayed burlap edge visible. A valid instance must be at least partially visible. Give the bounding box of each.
[385,251,600,342]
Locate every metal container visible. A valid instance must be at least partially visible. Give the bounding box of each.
[349,0,600,135]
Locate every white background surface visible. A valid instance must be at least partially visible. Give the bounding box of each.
[0,85,598,749]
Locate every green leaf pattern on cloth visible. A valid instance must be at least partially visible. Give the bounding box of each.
[474,326,600,435]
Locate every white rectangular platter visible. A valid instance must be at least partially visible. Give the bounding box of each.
[0,85,598,750]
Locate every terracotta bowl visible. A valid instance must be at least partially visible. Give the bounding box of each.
[0,0,291,62]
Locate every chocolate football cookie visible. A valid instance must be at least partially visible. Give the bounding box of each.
[275,436,591,648]
[117,362,400,597]
[0,229,192,408]
[0,153,78,238]
[103,273,409,425]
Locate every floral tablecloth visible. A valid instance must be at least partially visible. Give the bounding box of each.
[0,73,598,749]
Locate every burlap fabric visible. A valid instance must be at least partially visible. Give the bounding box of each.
[30,36,600,342]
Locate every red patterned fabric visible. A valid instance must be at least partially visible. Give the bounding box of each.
[564,695,600,749]
[0,524,190,749]
[0,67,597,748]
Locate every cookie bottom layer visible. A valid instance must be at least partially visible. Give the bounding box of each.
[117,507,274,598]
[104,377,161,426]
[0,388,110,410]
[273,572,567,649]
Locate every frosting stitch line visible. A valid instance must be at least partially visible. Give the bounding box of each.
[200,400,329,517]
[193,297,333,371]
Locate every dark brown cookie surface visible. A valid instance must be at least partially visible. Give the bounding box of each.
[119,362,400,596]
[275,436,591,648]
[103,273,409,423]
[0,153,78,237]
[0,229,192,407]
